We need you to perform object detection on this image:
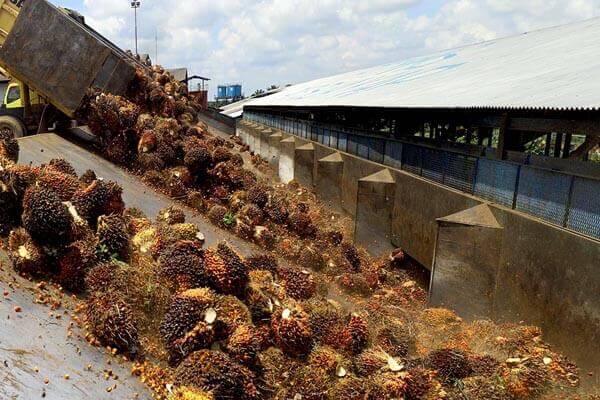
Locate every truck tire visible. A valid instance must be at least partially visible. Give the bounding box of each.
[0,115,26,138]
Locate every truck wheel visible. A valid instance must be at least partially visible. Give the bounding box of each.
[0,116,26,138]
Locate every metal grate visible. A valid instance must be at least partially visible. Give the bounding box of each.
[369,137,385,164]
[567,177,600,239]
[445,153,478,193]
[474,159,519,207]
[515,167,571,225]
[384,141,403,170]
[357,136,369,159]
[337,132,348,153]
[401,143,422,175]
[421,148,445,183]
[347,134,358,155]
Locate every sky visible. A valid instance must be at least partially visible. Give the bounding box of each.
[53,0,600,98]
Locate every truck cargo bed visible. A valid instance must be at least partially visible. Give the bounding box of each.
[0,0,137,117]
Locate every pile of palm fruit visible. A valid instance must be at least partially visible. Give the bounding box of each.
[0,117,588,399]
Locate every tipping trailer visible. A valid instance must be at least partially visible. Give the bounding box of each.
[0,0,143,138]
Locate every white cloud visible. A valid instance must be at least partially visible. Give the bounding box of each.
[62,0,600,98]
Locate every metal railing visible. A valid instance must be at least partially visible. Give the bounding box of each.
[244,111,600,240]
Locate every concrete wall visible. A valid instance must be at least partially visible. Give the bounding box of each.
[235,121,600,372]
[491,207,600,374]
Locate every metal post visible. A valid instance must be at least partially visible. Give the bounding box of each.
[131,1,141,56]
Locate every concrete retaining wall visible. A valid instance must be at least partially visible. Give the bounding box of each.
[235,120,600,373]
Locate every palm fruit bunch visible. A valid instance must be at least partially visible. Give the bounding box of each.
[0,130,19,164]
[0,170,21,234]
[245,253,278,275]
[85,261,129,293]
[85,293,141,358]
[341,314,369,355]
[22,185,74,246]
[143,222,203,259]
[160,288,218,366]
[183,137,213,175]
[304,299,344,347]
[46,158,78,177]
[207,204,229,227]
[264,193,290,225]
[403,366,437,400]
[287,203,317,239]
[168,386,214,400]
[297,244,326,271]
[425,348,473,383]
[329,375,368,400]
[366,372,409,399]
[36,168,82,202]
[307,346,349,377]
[201,242,249,297]
[373,319,414,358]
[279,267,316,300]
[174,350,258,400]
[158,240,208,290]
[214,294,253,339]
[353,348,391,377]
[157,206,186,225]
[57,239,99,292]
[79,169,97,186]
[71,179,125,227]
[275,365,332,400]
[97,214,130,261]
[245,271,278,325]
[246,183,269,208]
[502,358,551,400]
[341,242,362,272]
[7,228,45,275]
[224,324,263,366]
[271,305,313,357]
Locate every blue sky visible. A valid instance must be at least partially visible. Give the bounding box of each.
[53,0,599,98]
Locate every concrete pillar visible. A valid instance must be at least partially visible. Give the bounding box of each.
[316,152,344,213]
[259,128,272,159]
[267,132,283,169]
[429,204,503,320]
[294,142,315,187]
[246,123,257,152]
[354,169,396,256]
[279,137,296,184]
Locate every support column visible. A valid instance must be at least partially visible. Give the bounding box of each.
[279,137,296,184]
[294,143,315,187]
[429,204,503,320]
[354,169,396,256]
[316,152,344,213]
[259,128,272,159]
[267,132,283,169]
[247,123,259,153]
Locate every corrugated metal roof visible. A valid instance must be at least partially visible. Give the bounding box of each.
[247,18,600,111]
[220,87,288,118]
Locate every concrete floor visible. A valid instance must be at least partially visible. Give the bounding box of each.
[0,132,273,399]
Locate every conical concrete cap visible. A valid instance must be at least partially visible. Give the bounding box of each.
[319,152,343,163]
[359,168,395,184]
[297,143,315,151]
[437,204,502,229]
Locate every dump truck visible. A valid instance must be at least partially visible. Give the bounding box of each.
[0,0,144,138]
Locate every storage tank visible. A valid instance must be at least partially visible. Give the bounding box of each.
[217,85,227,98]
[227,84,242,98]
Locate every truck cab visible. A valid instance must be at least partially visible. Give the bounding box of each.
[0,79,48,137]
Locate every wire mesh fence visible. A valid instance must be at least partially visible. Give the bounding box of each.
[244,111,600,240]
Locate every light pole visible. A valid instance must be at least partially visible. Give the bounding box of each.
[131,0,141,56]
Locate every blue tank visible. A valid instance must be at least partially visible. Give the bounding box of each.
[226,84,242,98]
[217,86,227,98]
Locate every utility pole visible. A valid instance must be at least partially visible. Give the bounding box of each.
[155,28,158,65]
[131,1,141,55]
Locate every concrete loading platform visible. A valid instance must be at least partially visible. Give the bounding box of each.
[236,119,600,381]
